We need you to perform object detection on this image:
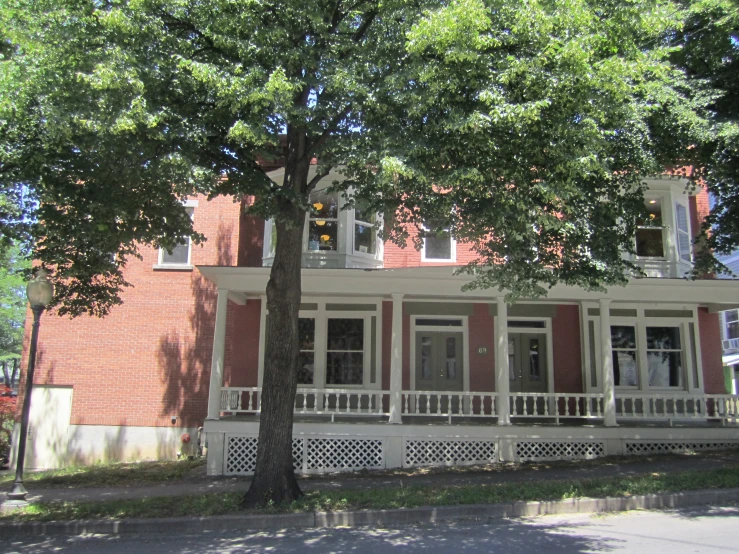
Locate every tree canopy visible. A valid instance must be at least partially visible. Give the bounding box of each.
[0,0,721,504]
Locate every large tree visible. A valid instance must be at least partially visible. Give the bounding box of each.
[1,0,708,505]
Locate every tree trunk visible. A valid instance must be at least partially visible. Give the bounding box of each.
[241,135,310,507]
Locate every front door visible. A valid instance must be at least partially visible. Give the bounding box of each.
[415,331,464,392]
[508,333,548,416]
[414,331,464,414]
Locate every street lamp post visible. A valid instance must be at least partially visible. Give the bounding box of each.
[6,269,54,507]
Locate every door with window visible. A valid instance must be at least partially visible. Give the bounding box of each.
[415,332,463,413]
[508,333,548,414]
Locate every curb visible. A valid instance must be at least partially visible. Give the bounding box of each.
[0,487,737,537]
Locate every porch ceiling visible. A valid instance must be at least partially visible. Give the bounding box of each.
[196,265,739,309]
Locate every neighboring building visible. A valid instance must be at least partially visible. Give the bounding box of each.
[11,167,739,473]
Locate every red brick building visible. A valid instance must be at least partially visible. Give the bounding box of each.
[13,169,739,472]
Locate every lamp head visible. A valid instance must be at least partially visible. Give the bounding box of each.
[27,268,54,308]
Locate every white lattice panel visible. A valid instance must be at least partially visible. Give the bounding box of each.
[626,441,739,455]
[306,438,384,472]
[225,436,258,475]
[516,441,605,462]
[225,435,304,475]
[404,439,498,468]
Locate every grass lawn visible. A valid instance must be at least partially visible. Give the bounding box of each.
[3,465,739,522]
[0,458,206,489]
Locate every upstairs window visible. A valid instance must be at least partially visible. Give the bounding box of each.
[726,310,739,341]
[354,199,376,255]
[675,203,691,262]
[635,198,664,258]
[307,190,339,252]
[159,207,194,265]
[421,219,455,262]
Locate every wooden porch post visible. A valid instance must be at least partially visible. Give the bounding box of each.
[496,296,511,426]
[600,298,618,427]
[206,288,229,420]
[389,293,404,424]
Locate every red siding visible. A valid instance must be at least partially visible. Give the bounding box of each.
[225,299,261,387]
[699,307,726,393]
[469,303,495,391]
[384,224,478,268]
[552,305,583,393]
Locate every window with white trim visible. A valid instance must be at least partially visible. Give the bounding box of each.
[635,198,664,257]
[725,310,739,341]
[611,325,639,387]
[353,199,376,255]
[675,203,691,262]
[646,326,683,388]
[326,318,364,385]
[159,206,194,265]
[421,219,455,262]
[298,318,315,385]
[307,189,339,252]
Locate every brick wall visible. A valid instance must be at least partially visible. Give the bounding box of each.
[383,224,478,268]
[469,303,495,392]
[699,307,726,394]
[552,305,583,393]
[20,194,242,428]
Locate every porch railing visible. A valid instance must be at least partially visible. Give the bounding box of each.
[220,387,390,419]
[401,391,497,422]
[615,393,739,424]
[509,393,604,423]
[220,387,739,425]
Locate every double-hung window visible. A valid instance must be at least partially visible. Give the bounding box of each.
[635,198,664,258]
[421,219,455,262]
[646,326,683,388]
[326,318,364,385]
[158,206,194,266]
[298,318,316,385]
[611,326,639,387]
[725,310,739,341]
[354,199,376,255]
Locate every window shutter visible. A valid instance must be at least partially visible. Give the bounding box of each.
[675,204,691,262]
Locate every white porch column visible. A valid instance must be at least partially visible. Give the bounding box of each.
[496,297,511,426]
[599,298,618,427]
[389,293,404,424]
[206,288,229,420]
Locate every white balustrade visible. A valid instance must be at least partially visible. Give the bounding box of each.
[220,387,389,418]
[401,391,497,421]
[615,393,739,424]
[509,393,605,423]
[219,387,739,426]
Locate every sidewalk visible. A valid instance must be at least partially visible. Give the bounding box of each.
[3,450,739,507]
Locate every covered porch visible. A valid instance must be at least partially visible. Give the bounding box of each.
[198,266,739,475]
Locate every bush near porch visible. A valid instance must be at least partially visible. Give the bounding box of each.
[0,386,16,469]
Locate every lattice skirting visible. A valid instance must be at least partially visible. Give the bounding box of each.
[403,439,498,468]
[625,441,739,455]
[516,440,605,462]
[224,434,384,475]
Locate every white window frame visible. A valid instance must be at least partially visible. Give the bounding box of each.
[635,195,666,260]
[154,200,197,270]
[305,189,340,253]
[259,298,382,390]
[725,309,739,341]
[582,303,701,394]
[421,223,456,263]
[352,199,378,258]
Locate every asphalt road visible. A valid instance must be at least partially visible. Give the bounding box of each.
[4,506,739,553]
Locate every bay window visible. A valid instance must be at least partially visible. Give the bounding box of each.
[635,198,664,258]
[354,199,376,255]
[308,189,339,252]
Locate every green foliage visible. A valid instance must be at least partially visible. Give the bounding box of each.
[0,242,28,358]
[0,0,715,313]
